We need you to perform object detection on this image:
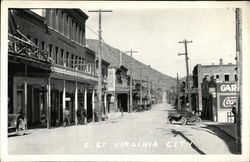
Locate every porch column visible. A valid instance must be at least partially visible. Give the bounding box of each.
[127,92,129,113]
[104,91,107,118]
[62,80,66,121]
[113,92,117,111]
[24,65,27,122]
[92,88,95,122]
[75,81,78,125]
[31,87,34,123]
[47,77,51,129]
[84,83,87,124]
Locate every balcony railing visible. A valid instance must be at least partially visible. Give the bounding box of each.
[8,33,51,63]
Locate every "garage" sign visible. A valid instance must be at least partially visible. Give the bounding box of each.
[217,83,238,93]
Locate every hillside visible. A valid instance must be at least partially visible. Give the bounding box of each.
[86,39,176,91]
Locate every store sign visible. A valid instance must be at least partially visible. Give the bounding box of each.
[219,95,237,108]
[217,83,238,93]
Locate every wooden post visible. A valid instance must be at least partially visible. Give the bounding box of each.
[84,83,87,124]
[92,88,95,122]
[104,91,107,118]
[24,65,27,122]
[47,77,51,129]
[62,80,66,121]
[75,81,78,125]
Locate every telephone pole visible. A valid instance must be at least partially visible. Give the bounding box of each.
[235,8,242,153]
[178,39,192,111]
[125,49,138,113]
[88,9,112,121]
[177,73,180,110]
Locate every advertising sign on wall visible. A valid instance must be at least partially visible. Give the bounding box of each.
[219,95,237,108]
[217,83,238,93]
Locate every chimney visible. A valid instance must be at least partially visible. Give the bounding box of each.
[219,58,223,65]
[119,50,122,66]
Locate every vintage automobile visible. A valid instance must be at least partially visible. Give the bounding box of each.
[8,113,27,136]
[167,110,201,125]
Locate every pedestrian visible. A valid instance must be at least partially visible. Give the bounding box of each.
[63,107,70,127]
[232,106,237,124]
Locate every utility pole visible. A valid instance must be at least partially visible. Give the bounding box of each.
[178,39,192,111]
[177,73,180,110]
[125,49,138,112]
[235,8,242,153]
[88,9,112,121]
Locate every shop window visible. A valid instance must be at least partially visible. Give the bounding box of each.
[224,74,229,81]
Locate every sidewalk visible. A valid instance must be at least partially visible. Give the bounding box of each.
[203,120,237,140]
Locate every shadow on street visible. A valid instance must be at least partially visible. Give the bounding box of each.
[201,124,238,154]
[170,129,206,155]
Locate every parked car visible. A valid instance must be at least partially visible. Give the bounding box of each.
[167,110,201,125]
[8,113,27,136]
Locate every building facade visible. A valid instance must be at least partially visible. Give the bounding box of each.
[192,59,237,117]
[201,76,237,122]
[9,9,109,128]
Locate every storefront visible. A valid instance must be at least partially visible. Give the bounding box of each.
[215,82,238,122]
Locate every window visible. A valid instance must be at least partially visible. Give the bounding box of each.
[224,74,229,81]
[49,44,52,57]
[216,74,219,79]
[75,56,78,69]
[66,15,69,37]
[235,74,237,81]
[41,41,45,50]
[78,57,81,70]
[72,21,75,41]
[66,52,69,67]
[61,49,64,66]
[71,54,74,68]
[55,47,58,64]
[55,9,59,31]
[61,12,64,34]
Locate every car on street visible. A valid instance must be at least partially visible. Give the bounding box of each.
[167,110,201,125]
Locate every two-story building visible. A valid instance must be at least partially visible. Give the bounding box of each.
[9,9,109,128]
[192,59,237,117]
[86,39,130,113]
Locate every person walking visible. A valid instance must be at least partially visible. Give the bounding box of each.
[63,107,70,127]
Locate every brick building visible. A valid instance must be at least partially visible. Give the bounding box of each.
[9,9,109,128]
[86,40,130,113]
[192,59,237,117]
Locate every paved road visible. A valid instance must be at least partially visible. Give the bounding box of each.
[8,103,236,154]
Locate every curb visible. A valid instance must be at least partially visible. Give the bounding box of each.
[212,125,236,140]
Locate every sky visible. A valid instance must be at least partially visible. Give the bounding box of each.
[82,8,236,78]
